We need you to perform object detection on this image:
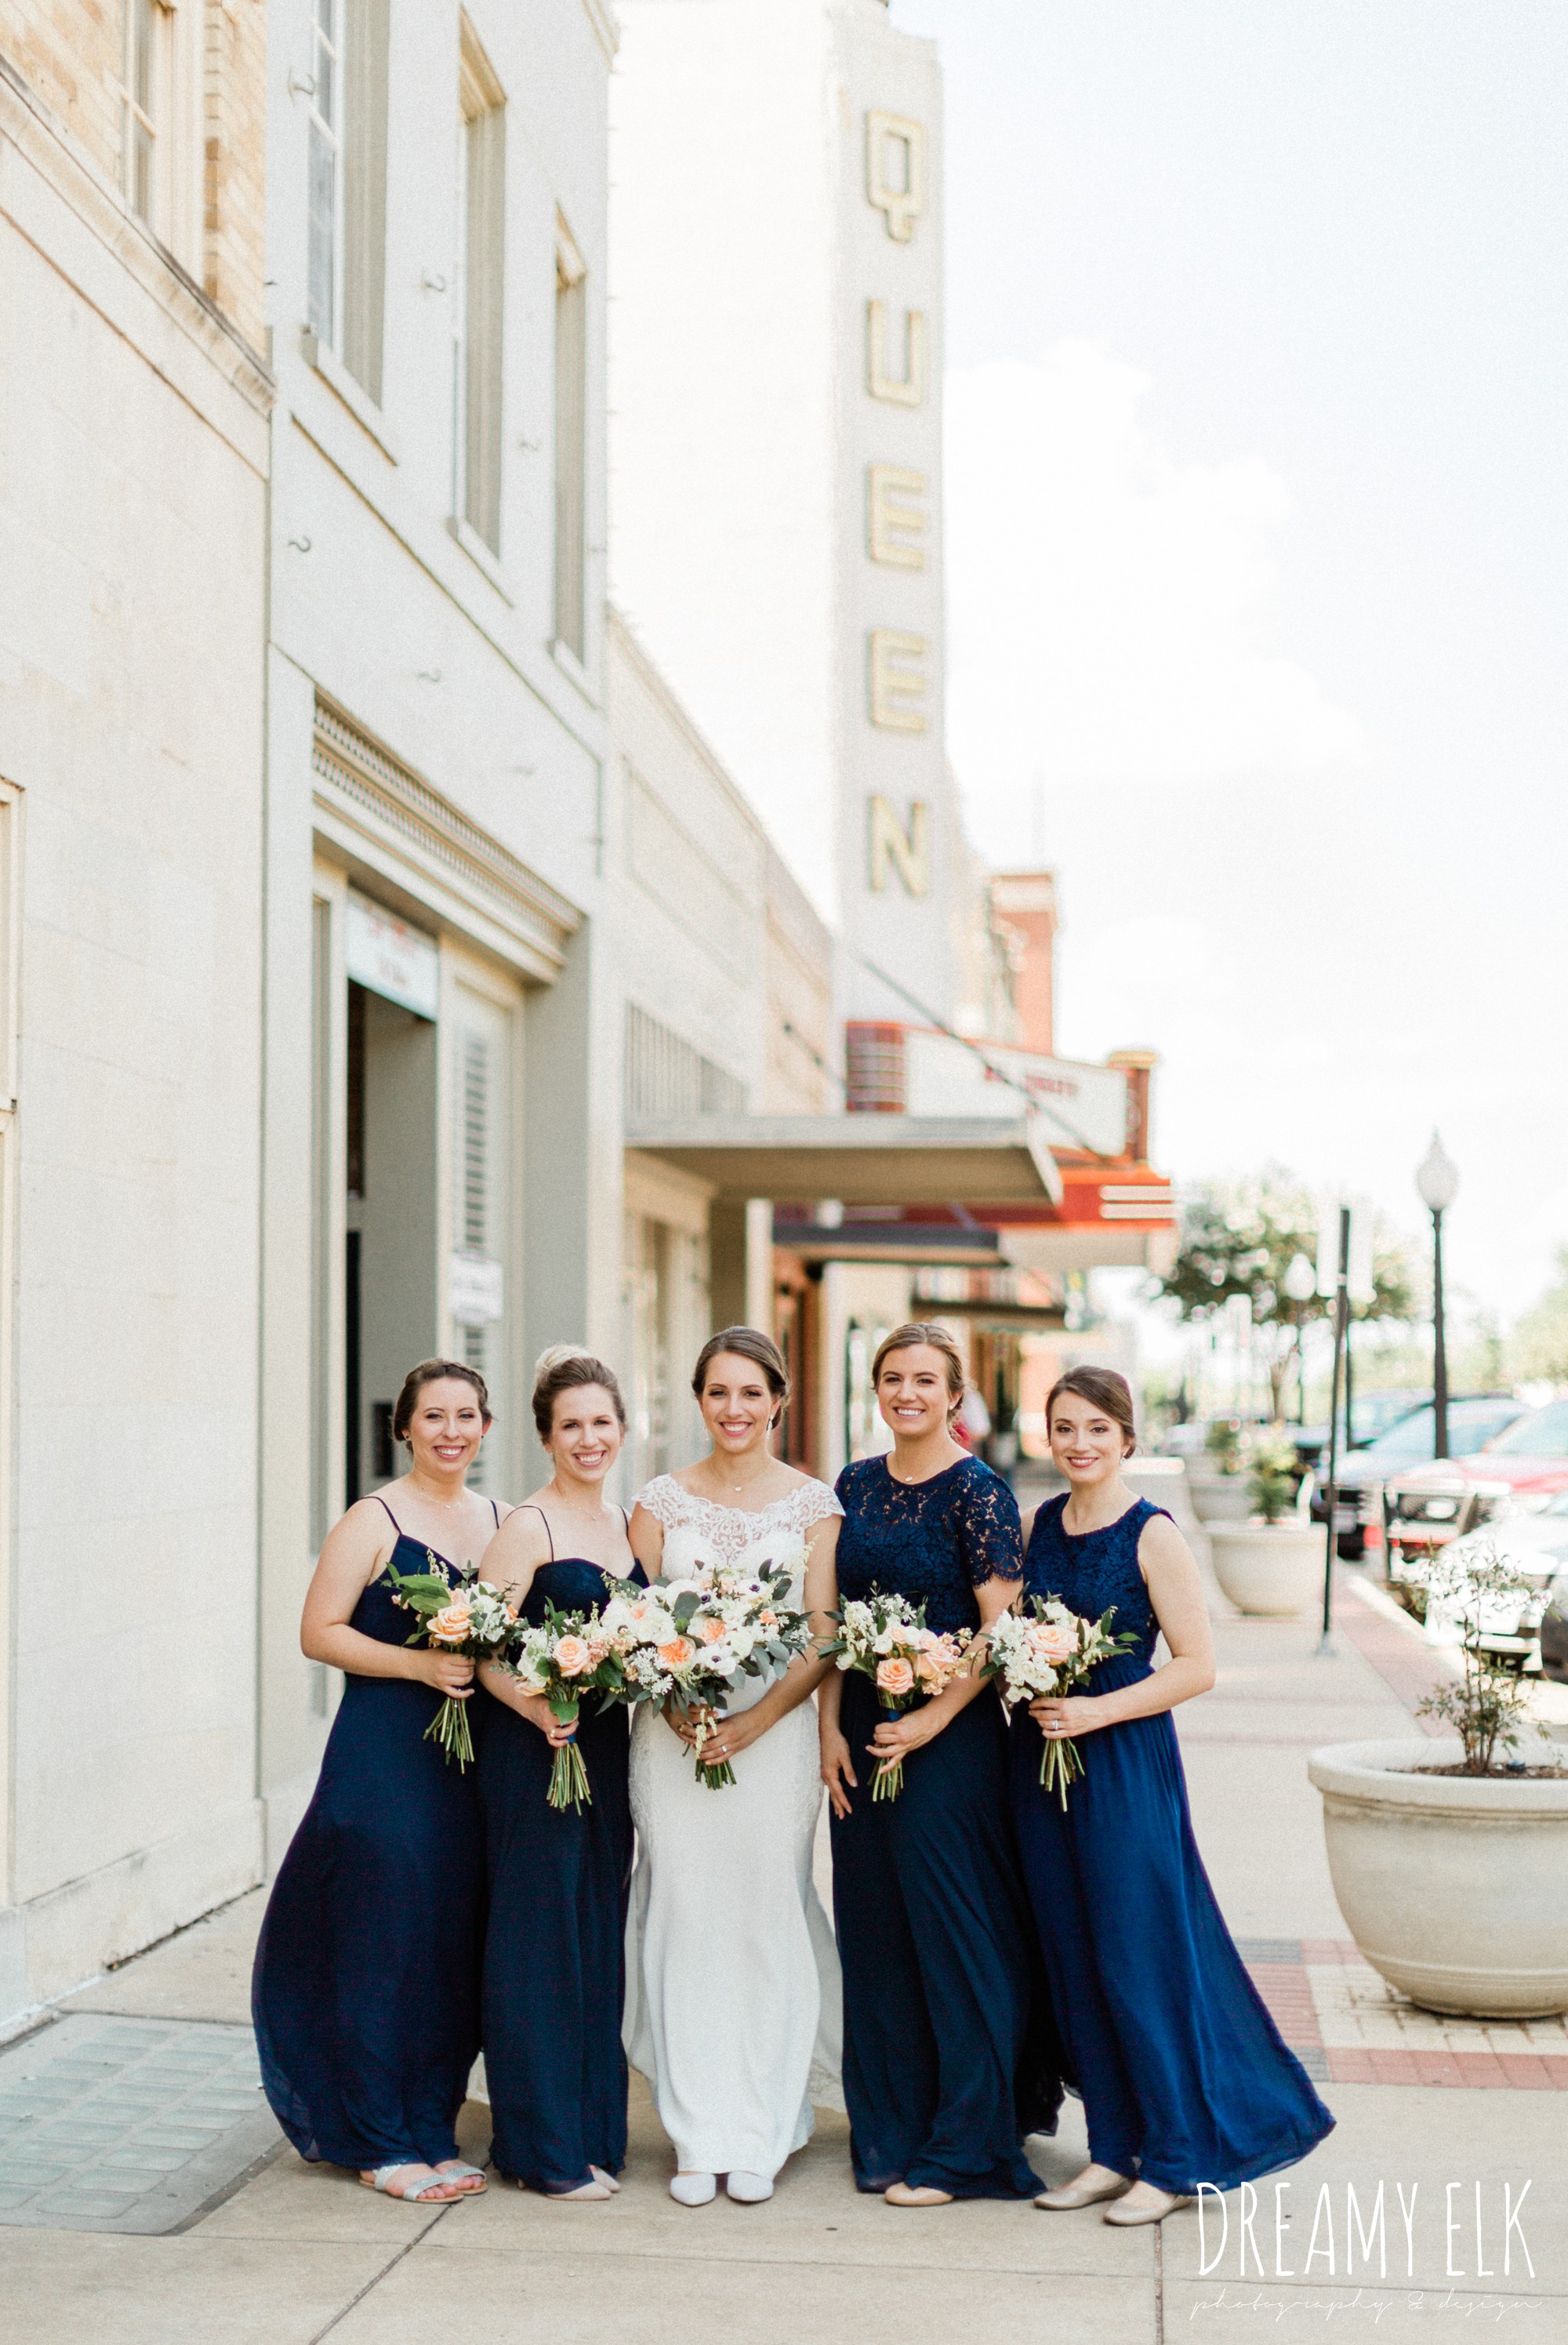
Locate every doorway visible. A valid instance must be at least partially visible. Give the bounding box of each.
[344,977,438,1508]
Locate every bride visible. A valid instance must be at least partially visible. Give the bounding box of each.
[626,1326,842,2207]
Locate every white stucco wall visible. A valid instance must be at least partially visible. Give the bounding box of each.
[0,75,272,2016]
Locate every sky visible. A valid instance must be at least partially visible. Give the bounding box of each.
[889,0,1568,1329]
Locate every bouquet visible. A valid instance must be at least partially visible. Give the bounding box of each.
[984,1597,1138,1807]
[383,1552,515,1769]
[822,1593,972,1802]
[603,1565,812,1788]
[506,1603,624,1812]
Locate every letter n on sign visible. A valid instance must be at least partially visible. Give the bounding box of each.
[868,797,929,897]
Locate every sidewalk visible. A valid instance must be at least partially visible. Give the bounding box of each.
[1,1537,1563,2343]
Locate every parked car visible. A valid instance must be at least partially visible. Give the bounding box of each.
[1292,1389,1428,1473]
[1399,1497,1568,1675]
[1449,1396,1568,1499]
[1309,1394,1528,1559]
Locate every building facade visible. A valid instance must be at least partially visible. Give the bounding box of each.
[0,0,271,2013]
[609,0,964,1031]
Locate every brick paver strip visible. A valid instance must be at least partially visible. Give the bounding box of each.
[1332,1577,1453,1732]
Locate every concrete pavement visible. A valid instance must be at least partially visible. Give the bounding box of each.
[2,1516,1564,2343]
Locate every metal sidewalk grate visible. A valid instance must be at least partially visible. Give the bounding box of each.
[0,2013,281,2233]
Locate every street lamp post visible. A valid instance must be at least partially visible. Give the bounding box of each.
[1416,1134,1460,1461]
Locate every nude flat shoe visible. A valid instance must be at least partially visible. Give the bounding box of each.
[1103,2189,1193,2227]
[544,2177,613,2201]
[1034,2173,1131,2211]
[885,2183,954,2208]
[590,2166,622,2194]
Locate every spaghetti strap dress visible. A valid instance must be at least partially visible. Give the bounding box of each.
[831,1455,1062,2199]
[1010,1495,1334,2194]
[477,1509,644,2192]
[252,1497,492,2173]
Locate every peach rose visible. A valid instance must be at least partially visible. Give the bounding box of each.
[1035,1622,1076,1664]
[658,1636,696,1670]
[428,1604,472,1646]
[697,1616,728,1645]
[876,1656,916,1698]
[554,1634,591,1678]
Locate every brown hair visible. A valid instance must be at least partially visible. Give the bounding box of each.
[1044,1366,1137,1455]
[872,1322,967,1420]
[691,1326,789,1428]
[391,1357,492,1442]
[532,1345,628,1443]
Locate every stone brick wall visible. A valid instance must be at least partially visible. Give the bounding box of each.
[0,0,124,183]
[0,0,267,354]
[203,0,266,352]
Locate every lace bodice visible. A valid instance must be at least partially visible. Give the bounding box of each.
[834,1455,1023,1637]
[1023,1494,1167,1675]
[634,1475,842,1601]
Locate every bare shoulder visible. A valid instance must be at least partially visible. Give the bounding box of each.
[1136,1507,1198,1576]
[483,1501,552,1581]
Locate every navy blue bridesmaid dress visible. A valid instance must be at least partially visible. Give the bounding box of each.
[831,1454,1060,2199]
[252,1498,492,2173]
[477,1519,644,2193]
[1011,1495,1334,2194]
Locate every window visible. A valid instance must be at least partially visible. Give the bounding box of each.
[308,0,390,400]
[554,223,587,658]
[457,24,506,551]
[125,0,162,227]
[448,985,514,1496]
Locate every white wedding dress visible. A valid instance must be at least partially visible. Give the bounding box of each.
[624,1476,844,2180]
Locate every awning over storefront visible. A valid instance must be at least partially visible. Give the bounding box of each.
[623,1113,1065,1207]
[772,1219,1005,1268]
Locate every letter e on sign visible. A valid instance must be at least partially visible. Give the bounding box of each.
[866,111,925,241]
[868,466,927,569]
[868,630,927,732]
[868,797,929,898]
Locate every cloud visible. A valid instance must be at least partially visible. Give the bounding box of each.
[943,340,1367,852]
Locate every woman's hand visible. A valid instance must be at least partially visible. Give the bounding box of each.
[820,1724,858,1820]
[516,1693,576,1748]
[414,1651,474,1698]
[666,1702,760,1767]
[1029,1693,1106,1741]
[869,1709,944,1765]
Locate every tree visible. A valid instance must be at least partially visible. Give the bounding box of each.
[1512,1247,1568,1386]
[1154,1169,1417,1419]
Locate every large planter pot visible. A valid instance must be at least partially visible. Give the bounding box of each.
[1187,1470,1253,1524]
[1207,1519,1322,1615]
[1308,1737,1568,2017]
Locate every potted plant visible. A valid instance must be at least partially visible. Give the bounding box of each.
[1207,1432,1323,1615]
[1308,1542,1568,2017]
[1187,1418,1255,1523]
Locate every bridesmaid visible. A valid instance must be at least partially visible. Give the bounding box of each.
[821,1323,1058,2206]
[253,1359,501,2202]
[1013,1367,1334,2225]
[475,1348,642,2201]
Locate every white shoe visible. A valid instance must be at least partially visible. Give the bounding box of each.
[670,2172,717,2207]
[726,2170,774,2203]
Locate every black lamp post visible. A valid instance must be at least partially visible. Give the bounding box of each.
[1416,1133,1459,1460]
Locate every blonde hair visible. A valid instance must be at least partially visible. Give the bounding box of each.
[871,1322,967,1420]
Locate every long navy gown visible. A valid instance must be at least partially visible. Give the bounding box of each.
[1011,1496,1334,2194]
[831,1454,1060,2199]
[253,1501,491,2173]
[477,1528,643,2194]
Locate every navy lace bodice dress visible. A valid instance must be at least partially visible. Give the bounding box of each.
[252,1508,490,2173]
[830,1454,1060,2198]
[477,1531,644,2193]
[1011,1496,1334,2194]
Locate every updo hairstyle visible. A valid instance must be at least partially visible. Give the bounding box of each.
[391,1357,492,1442]
[691,1326,789,1429]
[531,1345,628,1443]
[1044,1366,1138,1456]
[871,1321,967,1421]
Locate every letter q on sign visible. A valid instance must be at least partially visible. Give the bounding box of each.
[867,111,926,241]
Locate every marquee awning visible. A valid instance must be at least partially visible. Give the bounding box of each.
[623,1113,1065,1208]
